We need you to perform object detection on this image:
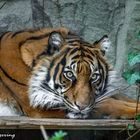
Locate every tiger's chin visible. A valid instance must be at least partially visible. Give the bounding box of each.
[66,112,90,119]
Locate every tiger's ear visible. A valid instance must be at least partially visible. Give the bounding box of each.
[93,35,111,55]
[47,32,64,55]
[21,32,64,68]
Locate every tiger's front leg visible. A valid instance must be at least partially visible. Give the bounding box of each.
[94,97,140,119]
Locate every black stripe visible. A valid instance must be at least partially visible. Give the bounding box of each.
[67,39,81,44]
[70,60,78,66]
[71,55,80,60]
[63,98,75,111]
[41,82,56,93]
[46,70,51,82]
[98,60,104,80]
[53,64,60,82]
[85,53,94,61]
[11,28,42,38]
[67,38,92,48]
[53,49,70,85]
[19,32,50,47]
[46,48,69,83]
[82,59,92,65]
[70,47,94,61]
[67,43,79,46]
[24,32,50,41]
[0,66,27,86]
[53,53,67,82]
[11,30,26,38]
[69,48,80,55]
[61,55,66,66]
[98,58,108,80]
[80,42,93,47]
[0,31,11,40]
[59,50,70,84]
[97,59,107,92]
[36,50,48,59]
[45,59,55,82]
[86,49,96,58]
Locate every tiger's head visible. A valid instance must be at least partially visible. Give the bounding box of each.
[29,31,111,119]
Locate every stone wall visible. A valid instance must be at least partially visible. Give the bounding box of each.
[0,0,139,96]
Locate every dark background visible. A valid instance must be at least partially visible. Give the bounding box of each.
[1,129,140,140]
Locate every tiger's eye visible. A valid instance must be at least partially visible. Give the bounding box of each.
[92,74,97,80]
[91,73,100,82]
[64,70,76,81]
[66,71,73,78]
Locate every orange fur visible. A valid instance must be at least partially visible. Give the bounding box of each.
[0,27,139,118]
[94,98,140,119]
[0,27,69,118]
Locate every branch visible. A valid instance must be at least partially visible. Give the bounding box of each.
[0,117,140,130]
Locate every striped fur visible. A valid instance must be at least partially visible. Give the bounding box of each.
[29,36,109,118]
[0,27,140,119]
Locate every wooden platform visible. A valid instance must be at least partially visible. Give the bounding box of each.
[0,116,139,130]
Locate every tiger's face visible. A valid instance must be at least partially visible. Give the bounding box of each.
[29,32,110,118]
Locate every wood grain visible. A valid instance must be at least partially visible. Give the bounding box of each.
[0,117,139,130]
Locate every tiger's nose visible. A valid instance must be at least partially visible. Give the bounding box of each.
[75,102,88,110]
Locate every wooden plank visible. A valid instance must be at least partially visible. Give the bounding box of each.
[0,116,139,130]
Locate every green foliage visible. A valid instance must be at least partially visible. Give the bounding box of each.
[123,71,140,85]
[49,131,67,140]
[122,52,140,85]
[135,114,140,123]
[128,53,140,66]
[127,123,135,130]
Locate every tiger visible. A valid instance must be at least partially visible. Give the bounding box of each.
[0,27,139,119]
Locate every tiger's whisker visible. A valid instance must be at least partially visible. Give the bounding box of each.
[95,88,120,103]
[95,85,131,104]
[39,86,62,101]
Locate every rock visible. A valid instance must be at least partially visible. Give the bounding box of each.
[32,0,126,66]
[0,0,32,34]
[0,0,139,97]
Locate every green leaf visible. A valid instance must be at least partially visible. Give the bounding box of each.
[135,114,140,123]
[122,71,133,80]
[129,72,140,85]
[122,71,140,85]
[49,131,67,140]
[127,123,135,130]
[128,53,140,66]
